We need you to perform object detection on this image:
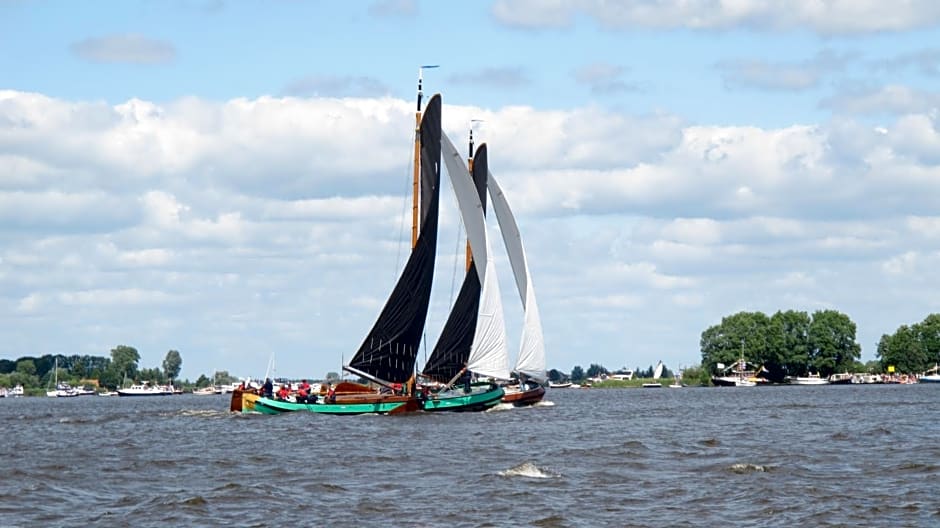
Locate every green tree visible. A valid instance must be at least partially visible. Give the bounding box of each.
[110,345,141,378]
[700,311,773,373]
[570,365,585,382]
[162,350,182,381]
[69,358,86,378]
[807,310,861,376]
[915,314,940,369]
[586,363,608,378]
[770,310,811,377]
[0,359,16,374]
[16,359,37,376]
[878,325,927,374]
[325,372,340,382]
[138,367,164,383]
[679,365,709,386]
[547,369,565,382]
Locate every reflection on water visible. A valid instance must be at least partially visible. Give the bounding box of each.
[2,385,938,526]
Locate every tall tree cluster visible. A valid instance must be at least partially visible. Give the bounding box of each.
[876,314,940,374]
[700,310,862,380]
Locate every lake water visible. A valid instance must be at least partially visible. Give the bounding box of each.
[2,384,937,527]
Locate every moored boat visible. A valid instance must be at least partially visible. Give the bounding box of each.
[117,382,175,396]
[788,373,830,385]
[828,372,853,384]
[920,365,940,383]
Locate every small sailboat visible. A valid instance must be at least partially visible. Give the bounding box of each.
[642,361,665,388]
[419,131,509,412]
[46,358,79,398]
[252,72,442,416]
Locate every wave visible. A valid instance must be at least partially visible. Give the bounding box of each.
[729,463,772,474]
[499,461,555,479]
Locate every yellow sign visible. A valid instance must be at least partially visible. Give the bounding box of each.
[887,365,895,373]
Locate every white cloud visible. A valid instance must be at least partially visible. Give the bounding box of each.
[882,251,919,275]
[491,0,940,34]
[821,85,940,116]
[4,90,940,379]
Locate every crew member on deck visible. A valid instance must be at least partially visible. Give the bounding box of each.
[261,378,273,398]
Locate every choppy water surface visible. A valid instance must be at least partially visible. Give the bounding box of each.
[2,384,938,527]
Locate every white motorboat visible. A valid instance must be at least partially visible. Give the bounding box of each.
[920,365,940,383]
[117,382,175,396]
[788,373,830,385]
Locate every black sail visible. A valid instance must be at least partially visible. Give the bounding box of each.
[422,143,489,383]
[347,94,442,384]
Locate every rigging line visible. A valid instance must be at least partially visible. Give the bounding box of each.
[394,130,416,280]
[448,187,464,309]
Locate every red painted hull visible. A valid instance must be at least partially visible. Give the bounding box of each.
[501,384,545,407]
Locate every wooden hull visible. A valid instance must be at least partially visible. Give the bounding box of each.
[423,385,504,412]
[500,384,545,407]
[252,394,420,415]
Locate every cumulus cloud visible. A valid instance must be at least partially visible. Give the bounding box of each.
[4,90,940,378]
[821,84,940,116]
[70,34,177,64]
[491,0,940,34]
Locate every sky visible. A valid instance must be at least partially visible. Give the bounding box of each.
[2,0,940,382]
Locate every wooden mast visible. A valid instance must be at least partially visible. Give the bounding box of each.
[412,70,423,249]
[465,127,475,271]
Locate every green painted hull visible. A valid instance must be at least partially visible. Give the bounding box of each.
[422,385,504,412]
[252,396,417,415]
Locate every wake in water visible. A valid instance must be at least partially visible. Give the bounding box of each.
[170,409,230,419]
[486,402,516,413]
[486,400,555,413]
[498,461,556,479]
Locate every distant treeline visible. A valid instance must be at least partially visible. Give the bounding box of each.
[0,345,183,390]
[546,311,940,386]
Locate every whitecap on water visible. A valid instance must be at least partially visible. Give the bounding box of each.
[499,461,555,479]
[729,463,771,474]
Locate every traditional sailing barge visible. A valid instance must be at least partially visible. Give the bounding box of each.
[235,74,549,415]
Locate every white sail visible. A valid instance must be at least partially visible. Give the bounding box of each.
[487,171,547,384]
[653,361,664,380]
[441,133,511,380]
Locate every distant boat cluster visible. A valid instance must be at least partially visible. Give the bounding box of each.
[0,385,24,398]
